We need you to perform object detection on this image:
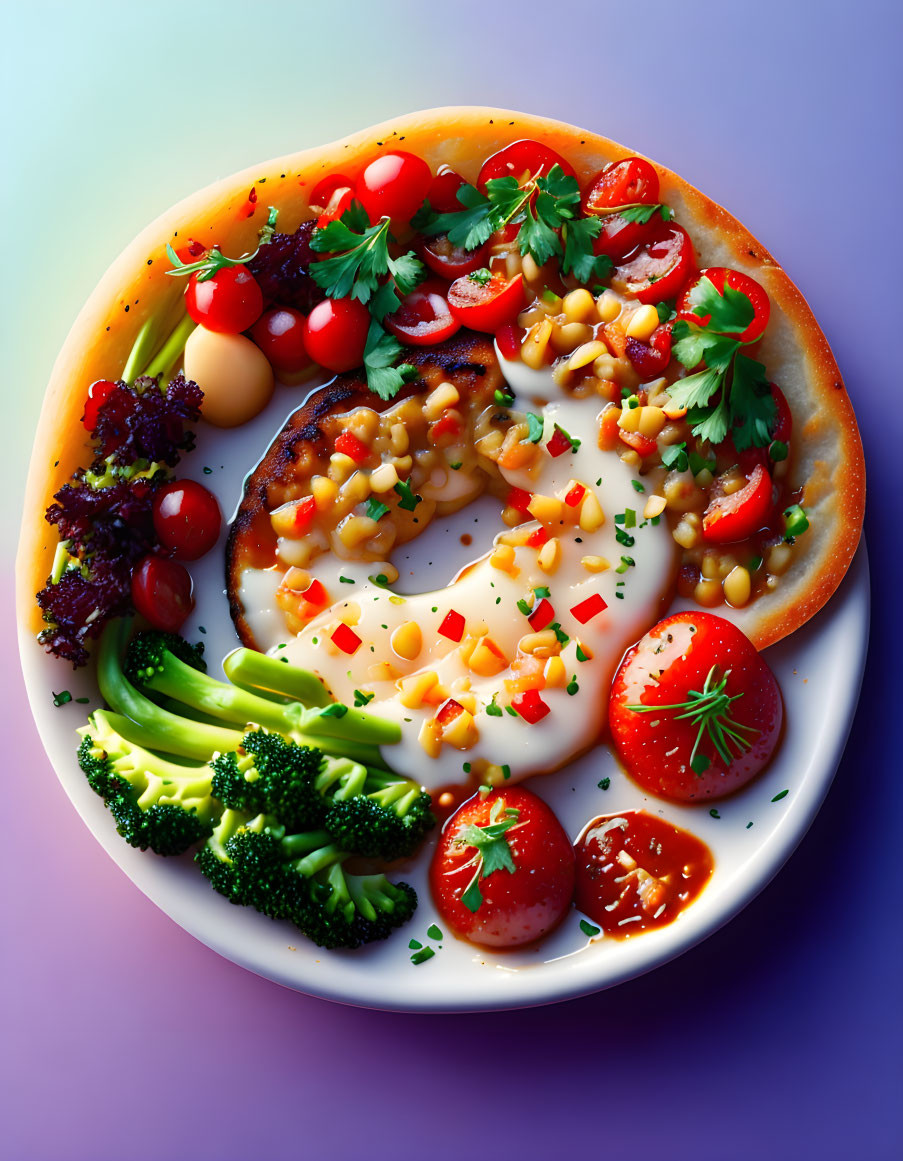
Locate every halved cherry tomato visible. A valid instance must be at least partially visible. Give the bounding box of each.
[430,786,576,948]
[384,280,461,346]
[582,157,660,213]
[702,462,774,544]
[609,611,783,802]
[302,297,369,373]
[82,379,118,431]
[625,321,673,379]
[428,166,467,213]
[356,151,432,223]
[447,272,525,333]
[592,212,659,263]
[477,140,576,192]
[415,233,490,280]
[131,554,194,633]
[250,307,311,374]
[614,222,696,305]
[677,268,770,344]
[151,480,222,561]
[310,173,356,226]
[185,265,264,334]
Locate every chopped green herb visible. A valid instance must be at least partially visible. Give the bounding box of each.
[411,947,435,965]
[748,555,763,572]
[771,789,789,802]
[597,777,610,791]
[366,497,390,522]
[449,461,462,470]
[655,299,675,323]
[623,508,636,529]
[746,821,754,829]
[394,478,422,511]
[533,585,551,599]
[620,203,674,226]
[566,676,579,695]
[320,703,349,719]
[709,808,721,819]
[661,442,689,473]
[690,753,710,775]
[353,689,375,707]
[576,644,589,662]
[550,623,570,645]
[579,919,601,937]
[368,573,390,587]
[339,575,355,584]
[783,504,809,539]
[75,697,90,704]
[631,479,645,493]
[615,528,636,547]
[427,924,443,941]
[485,696,503,717]
[501,764,511,780]
[309,205,423,309]
[516,598,532,616]
[769,439,788,462]
[526,413,545,442]
[52,690,72,707]
[494,388,515,406]
[504,705,518,717]
[202,466,213,475]
[463,762,471,773]
[469,267,493,287]
[409,939,423,950]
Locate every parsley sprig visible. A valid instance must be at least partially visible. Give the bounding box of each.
[419,166,612,282]
[453,799,521,913]
[669,275,775,449]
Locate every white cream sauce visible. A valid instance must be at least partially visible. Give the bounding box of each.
[238,355,675,790]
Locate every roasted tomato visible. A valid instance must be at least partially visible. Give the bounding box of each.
[384,280,461,346]
[592,213,660,262]
[477,139,576,191]
[582,157,661,213]
[430,786,575,948]
[702,462,774,544]
[614,222,696,305]
[447,271,525,332]
[609,612,783,802]
[677,268,770,345]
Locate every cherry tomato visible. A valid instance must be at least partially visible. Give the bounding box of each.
[447,272,525,333]
[310,173,355,210]
[415,233,490,280]
[582,157,660,212]
[131,554,194,633]
[184,265,264,334]
[625,321,673,379]
[592,212,660,263]
[430,786,576,949]
[495,323,522,361]
[614,222,696,305]
[609,611,783,802]
[476,140,576,192]
[384,280,461,347]
[575,811,714,937]
[702,462,774,544]
[428,166,467,213]
[82,379,118,431]
[250,307,312,374]
[770,383,792,444]
[356,151,432,224]
[677,268,770,344]
[302,297,370,373]
[151,480,222,561]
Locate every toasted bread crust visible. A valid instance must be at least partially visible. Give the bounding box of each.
[17,107,864,650]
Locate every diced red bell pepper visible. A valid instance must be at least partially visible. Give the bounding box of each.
[564,483,586,508]
[438,609,465,642]
[570,593,608,624]
[331,623,362,655]
[288,495,317,534]
[334,431,370,464]
[527,598,555,631]
[429,410,463,444]
[507,487,534,513]
[301,578,328,608]
[546,427,574,457]
[511,688,550,724]
[495,323,522,361]
[435,698,464,726]
[526,526,549,548]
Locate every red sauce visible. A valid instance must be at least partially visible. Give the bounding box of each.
[574,810,713,938]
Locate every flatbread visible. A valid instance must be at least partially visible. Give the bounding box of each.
[18,107,864,651]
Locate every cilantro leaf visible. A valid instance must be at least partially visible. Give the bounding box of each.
[667,366,725,412]
[428,183,500,250]
[672,321,739,371]
[730,355,776,450]
[309,209,424,307]
[686,274,756,336]
[393,478,422,511]
[526,412,545,442]
[518,206,561,265]
[687,396,731,446]
[562,216,610,282]
[453,800,520,913]
[362,320,418,401]
[619,203,673,225]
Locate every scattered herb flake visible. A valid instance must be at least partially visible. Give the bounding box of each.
[410,947,435,965]
[597,777,610,791]
[579,919,601,937]
[771,789,789,802]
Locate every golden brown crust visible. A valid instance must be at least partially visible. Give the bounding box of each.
[17,107,864,651]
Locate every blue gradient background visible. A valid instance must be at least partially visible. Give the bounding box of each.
[4,2,901,1159]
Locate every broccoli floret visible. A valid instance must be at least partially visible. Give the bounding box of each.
[122,629,400,760]
[323,772,435,860]
[196,813,417,949]
[77,710,219,855]
[211,731,327,832]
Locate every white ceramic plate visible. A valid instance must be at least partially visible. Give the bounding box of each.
[17,379,869,1012]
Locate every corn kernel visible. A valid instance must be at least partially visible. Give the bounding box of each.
[490,544,518,574]
[637,406,666,439]
[440,706,479,749]
[537,537,561,573]
[368,661,399,682]
[282,567,311,591]
[643,494,668,519]
[625,304,660,341]
[723,565,751,607]
[518,630,560,656]
[694,578,723,607]
[568,340,608,371]
[578,491,605,532]
[562,288,597,323]
[551,322,594,355]
[522,318,553,369]
[424,382,460,421]
[544,656,567,687]
[527,493,563,524]
[338,514,379,548]
[418,719,441,758]
[597,290,621,323]
[311,475,338,510]
[391,620,422,661]
[328,452,356,482]
[398,671,438,708]
[581,555,610,572]
[767,542,793,574]
[469,637,508,677]
[618,405,641,433]
[672,519,700,549]
[389,422,409,455]
[369,462,399,493]
[701,553,720,580]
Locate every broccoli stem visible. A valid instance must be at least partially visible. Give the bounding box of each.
[97,620,246,761]
[143,313,197,379]
[223,648,332,708]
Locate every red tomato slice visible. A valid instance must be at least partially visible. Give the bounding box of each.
[582,157,660,213]
[302,297,369,372]
[592,212,660,262]
[384,281,460,347]
[430,786,576,948]
[415,233,490,280]
[356,151,432,223]
[310,173,356,226]
[428,166,467,213]
[152,480,222,561]
[185,265,264,334]
[250,307,311,374]
[614,222,696,305]
[477,140,576,192]
[447,272,525,333]
[677,268,770,344]
[575,811,714,937]
[702,462,774,544]
[131,554,194,633]
[609,611,783,802]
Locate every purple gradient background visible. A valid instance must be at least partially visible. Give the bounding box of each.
[4,2,901,1159]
